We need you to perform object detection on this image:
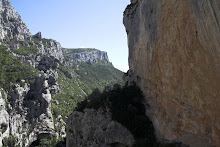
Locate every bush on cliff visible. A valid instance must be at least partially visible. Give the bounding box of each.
[75,84,184,147]
[75,84,157,146]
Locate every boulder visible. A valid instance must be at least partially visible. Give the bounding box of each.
[66,108,135,147]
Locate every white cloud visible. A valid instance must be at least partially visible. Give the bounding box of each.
[80,45,85,48]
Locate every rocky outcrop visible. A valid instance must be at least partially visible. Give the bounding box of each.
[67,108,135,147]
[55,115,66,138]
[11,37,64,69]
[8,67,60,146]
[0,0,65,64]
[26,74,55,131]
[63,48,109,65]
[0,0,64,66]
[41,39,64,62]
[124,0,220,146]
[0,0,31,43]
[33,32,42,41]
[37,55,60,71]
[0,90,9,147]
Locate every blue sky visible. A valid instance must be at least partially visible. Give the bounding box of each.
[10,0,130,72]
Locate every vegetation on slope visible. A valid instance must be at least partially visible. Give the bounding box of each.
[2,135,18,147]
[73,61,123,92]
[0,45,39,91]
[51,64,87,121]
[13,37,55,56]
[13,43,38,55]
[29,136,65,147]
[13,37,42,55]
[62,48,97,55]
[51,62,124,121]
[42,38,53,48]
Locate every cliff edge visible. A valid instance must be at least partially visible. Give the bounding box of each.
[124,0,220,146]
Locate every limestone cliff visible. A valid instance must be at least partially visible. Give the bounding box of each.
[62,48,109,65]
[124,0,220,146]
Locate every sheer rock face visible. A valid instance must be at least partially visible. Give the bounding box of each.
[63,49,109,65]
[124,0,220,146]
[72,50,109,64]
[67,109,135,147]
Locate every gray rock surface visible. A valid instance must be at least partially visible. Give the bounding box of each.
[63,48,109,66]
[40,39,64,63]
[55,115,66,138]
[66,108,135,147]
[0,0,31,42]
[7,70,59,146]
[0,90,9,147]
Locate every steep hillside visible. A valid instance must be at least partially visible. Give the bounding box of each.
[52,48,123,122]
[0,0,124,146]
[123,0,220,146]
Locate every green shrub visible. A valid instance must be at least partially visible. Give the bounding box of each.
[75,84,183,146]
[73,62,124,92]
[3,17,8,23]
[29,136,65,147]
[3,135,18,147]
[9,18,17,22]
[14,44,38,55]
[62,48,97,55]
[31,37,41,43]
[42,38,53,48]
[0,124,7,134]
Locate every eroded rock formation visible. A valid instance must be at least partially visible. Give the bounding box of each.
[7,62,60,146]
[124,0,220,146]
